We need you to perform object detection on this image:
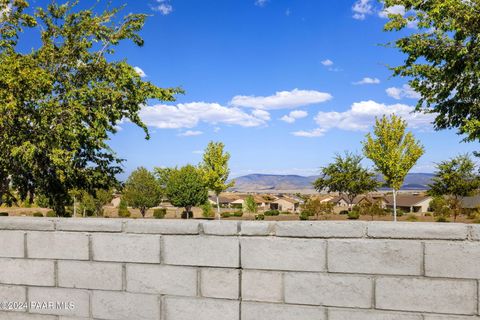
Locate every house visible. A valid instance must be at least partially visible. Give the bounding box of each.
[385,195,432,213]
[208,195,233,208]
[328,194,388,209]
[270,197,300,212]
[230,194,272,209]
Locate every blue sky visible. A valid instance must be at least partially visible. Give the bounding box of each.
[29,0,479,178]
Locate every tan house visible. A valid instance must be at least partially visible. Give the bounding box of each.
[385,195,432,213]
[270,197,300,212]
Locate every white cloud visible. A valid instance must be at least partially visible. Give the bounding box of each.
[139,102,267,129]
[352,0,373,20]
[213,127,221,133]
[231,88,332,110]
[378,4,405,18]
[292,128,327,137]
[0,3,11,21]
[386,84,421,100]
[134,67,147,78]
[152,0,173,15]
[281,110,308,123]
[255,0,268,7]
[179,130,203,137]
[252,109,271,121]
[353,77,380,85]
[321,59,334,66]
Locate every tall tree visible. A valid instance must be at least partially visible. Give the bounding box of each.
[165,165,208,219]
[382,0,480,142]
[200,141,234,220]
[313,152,378,209]
[0,1,181,215]
[123,167,161,218]
[363,115,424,221]
[428,154,480,221]
[244,195,258,214]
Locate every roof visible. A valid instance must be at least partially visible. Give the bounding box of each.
[384,195,431,207]
[208,195,233,204]
[273,197,299,204]
[329,194,387,205]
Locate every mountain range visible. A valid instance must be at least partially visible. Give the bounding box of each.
[230,173,435,191]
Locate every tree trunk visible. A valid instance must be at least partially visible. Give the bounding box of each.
[141,207,146,218]
[215,194,221,220]
[185,205,191,219]
[73,196,77,218]
[392,188,397,222]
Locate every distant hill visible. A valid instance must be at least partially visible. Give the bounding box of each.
[230,173,435,191]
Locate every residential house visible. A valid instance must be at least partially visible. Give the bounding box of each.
[270,197,300,212]
[385,195,432,213]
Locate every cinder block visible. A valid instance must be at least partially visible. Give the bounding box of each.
[242,302,325,320]
[0,231,24,258]
[125,219,199,234]
[240,221,275,236]
[92,233,160,263]
[126,264,197,296]
[0,312,57,319]
[328,308,422,320]
[164,297,239,320]
[376,277,477,315]
[200,268,239,299]
[0,285,26,311]
[92,291,160,320]
[241,237,325,271]
[0,258,54,286]
[27,232,89,260]
[28,287,89,317]
[56,218,122,232]
[425,242,480,278]
[202,221,238,235]
[0,217,55,231]
[328,239,422,275]
[367,222,468,240]
[163,236,239,267]
[58,261,122,290]
[472,225,480,240]
[284,273,372,308]
[276,221,365,238]
[242,270,283,303]
[424,315,480,320]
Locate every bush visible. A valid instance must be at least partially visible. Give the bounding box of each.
[299,212,309,220]
[33,212,44,217]
[0,212,8,216]
[280,211,291,215]
[181,211,193,219]
[201,202,214,218]
[406,214,418,222]
[254,213,264,220]
[347,210,360,220]
[264,209,280,216]
[118,198,130,217]
[233,210,243,217]
[424,212,432,217]
[153,208,166,219]
[395,209,405,217]
[46,210,56,217]
[221,212,232,218]
[436,216,449,222]
[339,210,349,215]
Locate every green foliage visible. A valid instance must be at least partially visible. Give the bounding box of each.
[201,201,214,218]
[314,152,378,206]
[123,167,161,218]
[45,210,56,217]
[436,216,449,223]
[34,193,50,208]
[33,212,44,217]
[363,115,424,220]
[299,211,309,220]
[406,214,418,222]
[118,198,130,218]
[339,210,349,215]
[300,198,335,220]
[165,165,208,216]
[430,196,452,220]
[220,211,232,218]
[0,1,181,215]
[233,210,243,217]
[0,212,8,216]
[264,209,280,216]
[382,0,480,142]
[153,208,166,219]
[347,210,360,220]
[244,195,258,213]
[254,213,265,220]
[357,201,387,220]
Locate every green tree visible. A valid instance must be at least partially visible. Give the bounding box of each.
[200,142,234,220]
[201,201,214,218]
[430,196,452,221]
[0,1,181,215]
[313,152,378,209]
[363,115,425,221]
[428,154,480,221]
[123,168,161,218]
[382,0,480,142]
[165,165,208,219]
[357,201,387,221]
[301,198,334,220]
[118,198,130,218]
[244,195,258,214]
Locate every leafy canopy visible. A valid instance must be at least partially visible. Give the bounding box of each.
[363,115,424,191]
[428,154,480,200]
[244,195,258,213]
[200,141,234,195]
[123,167,162,217]
[383,0,480,142]
[0,1,181,215]
[313,152,378,205]
[165,165,208,212]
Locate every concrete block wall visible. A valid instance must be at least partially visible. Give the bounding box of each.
[0,218,479,320]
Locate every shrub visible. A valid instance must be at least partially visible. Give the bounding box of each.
[153,208,166,219]
[424,212,432,217]
[254,213,264,220]
[406,214,418,222]
[339,210,349,215]
[221,212,232,218]
[33,212,44,217]
[233,210,243,217]
[118,198,130,217]
[280,211,290,215]
[436,216,449,222]
[201,202,214,218]
[299,212,309,220]
[46,210,56,217]
[264,209,280,216]
[0,212,8,216]
[396,209,405,217]
[347,210,360,220]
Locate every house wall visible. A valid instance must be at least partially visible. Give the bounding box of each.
[0,218,479,320]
